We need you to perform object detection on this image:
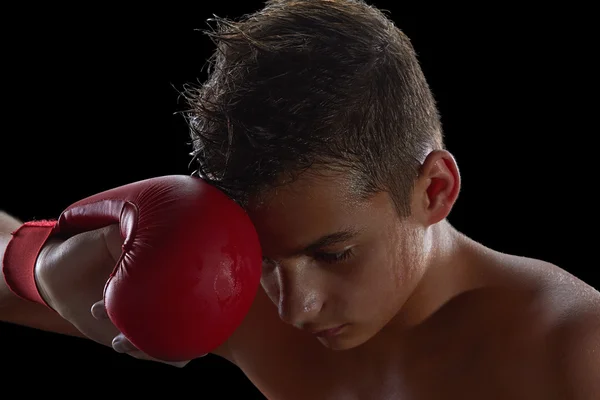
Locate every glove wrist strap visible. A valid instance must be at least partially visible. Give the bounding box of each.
[2,220,57,308]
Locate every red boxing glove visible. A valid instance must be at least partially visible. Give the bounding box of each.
[3,175,262,361]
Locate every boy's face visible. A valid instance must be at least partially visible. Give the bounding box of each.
[247,170,428,350]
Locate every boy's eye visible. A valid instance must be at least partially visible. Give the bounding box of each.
[314,248,354,264]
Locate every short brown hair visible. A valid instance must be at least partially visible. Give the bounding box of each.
[185,0,443,217]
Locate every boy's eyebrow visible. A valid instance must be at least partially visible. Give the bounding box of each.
[293,228,362,255]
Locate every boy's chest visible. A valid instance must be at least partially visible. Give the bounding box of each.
[238,347,555,400]
[394,331,557,400]
[232,298,557,399]
[235,324,556,400]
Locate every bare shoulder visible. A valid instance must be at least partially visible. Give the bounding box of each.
[540,264,600,400]
[549,301,600,399]
[505,255,600,320]
[493,254,600,399]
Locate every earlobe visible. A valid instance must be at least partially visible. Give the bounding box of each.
[419,150,461,225]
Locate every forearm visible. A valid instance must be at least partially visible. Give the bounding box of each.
[1,212,84,337]
[0,211,21,233]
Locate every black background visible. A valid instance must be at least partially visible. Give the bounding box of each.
[1,2,596,397]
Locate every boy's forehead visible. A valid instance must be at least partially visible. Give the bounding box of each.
[248,168,364,211]
[246,170,395,255]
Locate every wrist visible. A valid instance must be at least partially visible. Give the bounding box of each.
[34,239,62,311]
